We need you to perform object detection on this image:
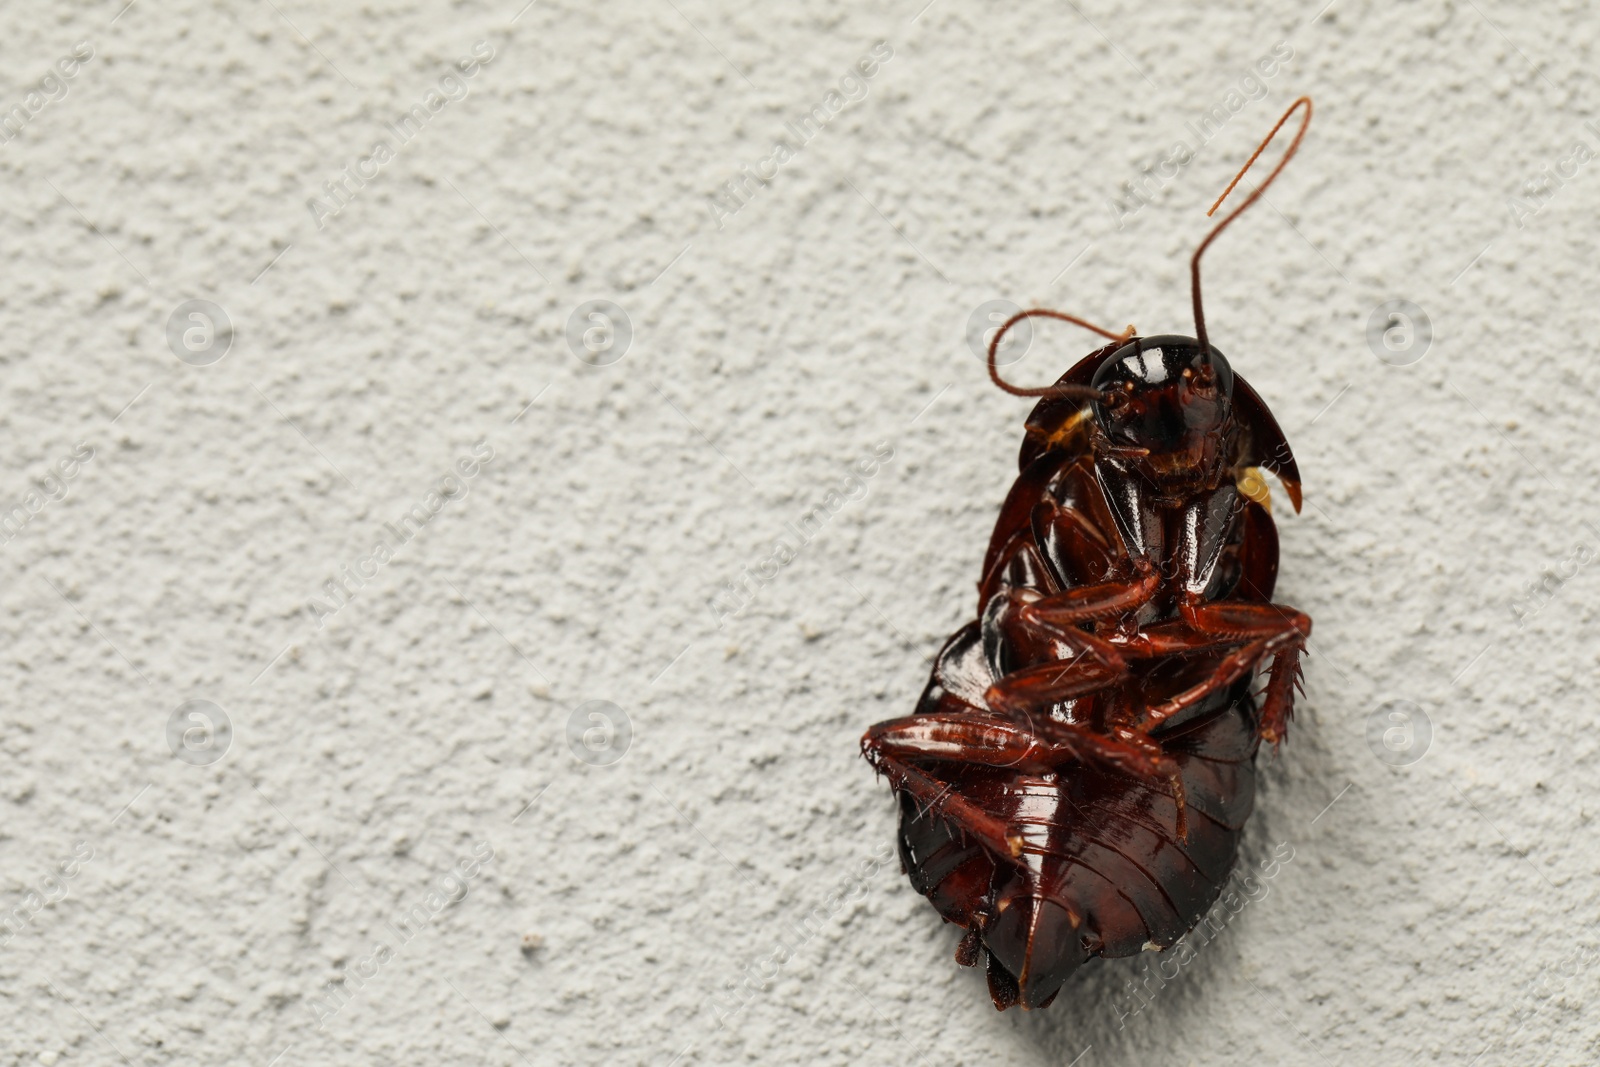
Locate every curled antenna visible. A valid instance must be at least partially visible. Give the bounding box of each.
[988,309,1129,401]
[1191,96,1313,360]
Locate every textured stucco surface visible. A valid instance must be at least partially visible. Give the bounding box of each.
[2,0,1599,1064]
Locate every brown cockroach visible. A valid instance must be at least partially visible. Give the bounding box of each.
[861,98,1314,1010]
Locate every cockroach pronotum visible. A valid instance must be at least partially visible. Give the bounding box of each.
[861,97,1315,1011]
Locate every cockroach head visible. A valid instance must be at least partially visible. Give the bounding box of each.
[1091,335,1234,480]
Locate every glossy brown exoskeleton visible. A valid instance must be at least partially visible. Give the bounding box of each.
[862,99,1316,1010]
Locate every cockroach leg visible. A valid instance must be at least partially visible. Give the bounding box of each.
[1143,636,1273,730]
[865,711,1186,841]
[1258,638,1307,746]
[1018,557,1161,628]
[865,711,1097,775]
[1034,497,1124,582]
[861,745,1025,859]
[982,561,1163,714]
[1137,601,1311,739]
[983,657,1126,716]
[1045,717,1180,787]
[865,711,1175,794]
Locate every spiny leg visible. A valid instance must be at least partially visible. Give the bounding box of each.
[1257,636,1306,745]
[863,706,1190,842]
[980,561,1193,835]
[982,667,1189,804]
[863,712,1046,859]
[865,711,1098,776]
[864,749,1024,860]
[1089,692,1190,841]
[1032,492,1125,586]
[1134,600,1311,742]
[1018,556,1160,628]
[865,707,1190,843]
[983,559,1161,716]
[983,655,1125,717]
[866,709,1178,786]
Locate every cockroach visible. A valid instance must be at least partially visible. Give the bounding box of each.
[861,97,1315,1011]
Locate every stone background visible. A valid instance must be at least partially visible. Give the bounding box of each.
[1,0,1597,1063]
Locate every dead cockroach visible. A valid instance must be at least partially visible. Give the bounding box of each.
[862,97,1314,1011]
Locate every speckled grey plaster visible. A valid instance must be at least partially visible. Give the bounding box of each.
[1,0,1598,1064]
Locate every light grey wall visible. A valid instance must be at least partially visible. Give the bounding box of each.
[0,1,1595,1064]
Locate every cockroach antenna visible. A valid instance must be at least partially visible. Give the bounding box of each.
[986,309,1132,402]
[1191,95,1313,361]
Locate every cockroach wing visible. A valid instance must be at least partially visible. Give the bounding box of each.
[1231,372,1302,513]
